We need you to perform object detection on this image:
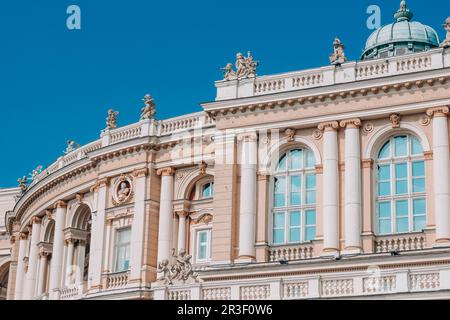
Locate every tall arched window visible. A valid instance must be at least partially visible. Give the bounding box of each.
[272,148,316,245]
[376,134,426,235]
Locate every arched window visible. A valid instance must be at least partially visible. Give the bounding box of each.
[272,148,316,245]
[376,134,426,235]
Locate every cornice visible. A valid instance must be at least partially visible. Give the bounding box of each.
[205,74,450,118]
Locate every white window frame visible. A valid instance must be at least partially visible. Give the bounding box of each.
[375,134,426,236]
[113,227,131,273]
[194,229,212,263]
[200,182,214,199]
[270,148,317,245]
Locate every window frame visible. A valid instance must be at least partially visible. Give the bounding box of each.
[270,148,317,245]
[195,228,212,263]
[113,227,131,273]
[375,135,427,236]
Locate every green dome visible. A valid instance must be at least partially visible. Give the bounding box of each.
[361,1,440,60]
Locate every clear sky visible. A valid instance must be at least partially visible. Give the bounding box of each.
[0,0,448,187]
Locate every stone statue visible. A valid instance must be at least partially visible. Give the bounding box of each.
[329,37,347,65]
[140,94,156,120]
[156,249,201,285]
[117,181,131,202]
[18,176,28,192]
[221,51,259,80]
[29,165,43,181]
[441,17,450,48]
[106,109,119,129]
[64,140,80,154]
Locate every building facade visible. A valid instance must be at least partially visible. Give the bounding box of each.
[2,1,450,300]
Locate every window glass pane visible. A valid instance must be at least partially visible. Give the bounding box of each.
[395,200,408,217]
[378,141,390,159]
[395,163,407,179]
[274,213,285,228]
[305,227,316,241]
[412,162,424,177]
[378,202,391,218]
[396,180,408,195]
[118,228,131,243]
[305,210,316,225]
[199,231,207,244]
[414,216,426,232]
[378,165,390,180]
[277,155,286,172]
[306,175,316,189]
[290,211,301,227]
[274,194,285,207]
[378,182,391,196]
[396,217,409,233]
[202,183,212,198]
[274,177,286,207]
[379,219,392,234]
[290,149,302,170]
[305,150,315,168]
[273,230,284,244]
[306,191,316,204]
[411,136,423,155]
[290,176,301,206]
[413,178,425,193]
[289,228,301,243]
[394,136,407,157]
[413,199,426,215]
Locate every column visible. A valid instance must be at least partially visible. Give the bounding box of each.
[237,132,258,260]
[256,174,269,262]
[177,211,189,251]
[36,251,49,297]
[65,239,75,286]
[130,168,149,283]
[318,121,340,254]
[427,107,450,244]
[340,119,362,253]
[76,241,86,286]
[103,220,113,273]
[24,216,42,299]
[156,167,175,263]
[88,178,109,291]
[14,233,29,300]
[48,201,67,300]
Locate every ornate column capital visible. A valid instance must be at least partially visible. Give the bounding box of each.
[237,132,258,142]
[31,216,42,225]
[157,167,175,176]
[19,232,29,241]
[340,118,362,129]
[90,177,111,192]
[132,167,149,178]
[318,121,339,132]
[39,250,51,259]
[53,200,68,209]
[426,106,450,118]
[176,210,189,218]
[362,159,374,169]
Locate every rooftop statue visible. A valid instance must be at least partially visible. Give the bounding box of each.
[29,165,43,181]
[441,17,450,48]
[106,109,119,130]
[329,37,348,65]
[18,176,28,192]
[64,140,80,154]
[222,51,259,80]
[140,94,156,120]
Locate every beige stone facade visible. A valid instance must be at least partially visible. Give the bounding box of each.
[2,30,450,299]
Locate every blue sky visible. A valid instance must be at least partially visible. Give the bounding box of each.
[0,0,448,187]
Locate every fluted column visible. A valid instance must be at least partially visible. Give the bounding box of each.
[340,119,362,253]
[157,167,175,262]
[24,216,42,300]
[177,210,189,251]
[427,107,450,244]
[318,121,340,254]
[237,132,258,260]
[14,233,29,300]
[48,201,67,300]
[130,168,149,282]
[36,251,49,297]
[88,178,109,291]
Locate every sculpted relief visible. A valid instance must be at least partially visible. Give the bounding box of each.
[157,249,201,285]
[112,175,134,206]
[222,51,259,81]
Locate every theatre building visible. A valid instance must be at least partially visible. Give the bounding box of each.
[2,1,450,300]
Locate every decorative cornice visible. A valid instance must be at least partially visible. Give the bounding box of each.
[54,200,68,209]
[157,167,175,177]
[340,118,362,129]
[318,121,339,132]
[426,106,450,118]
[132,167,149,178]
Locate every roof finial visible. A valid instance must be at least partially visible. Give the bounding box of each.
[394,0,413,22]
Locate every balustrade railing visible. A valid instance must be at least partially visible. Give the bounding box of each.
[375,233,426,253]
[105,271,129,290]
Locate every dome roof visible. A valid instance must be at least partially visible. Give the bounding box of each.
[361,1,440,60]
